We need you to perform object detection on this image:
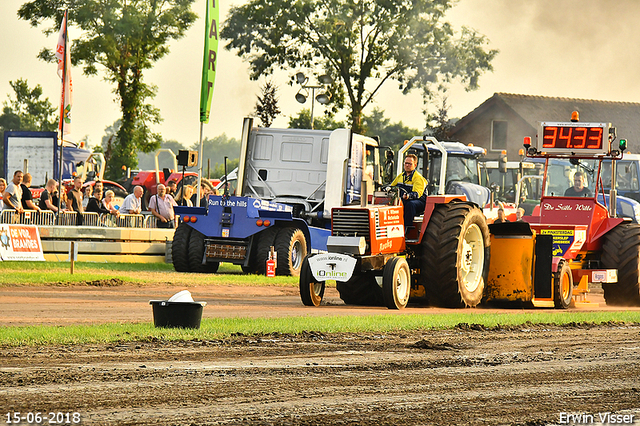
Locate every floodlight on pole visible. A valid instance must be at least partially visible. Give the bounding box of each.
[294,72,333,129]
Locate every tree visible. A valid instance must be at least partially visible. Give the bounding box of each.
[255,80,281,127]
[0,79,57,132]
[221,0,497,133]
[0,79,58,176]
[362,108,420,151]
[424,96,454,141]
[288,109,345,130]
[18,0,198,180]
[189,134,241,178]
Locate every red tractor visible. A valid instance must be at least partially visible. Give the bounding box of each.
[300,136,492,309]
[300,117,640,309]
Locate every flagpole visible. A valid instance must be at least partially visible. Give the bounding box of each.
[196,122,204,203]
[57,9,68,216]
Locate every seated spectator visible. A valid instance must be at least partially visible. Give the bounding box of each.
[82,185,93,209]
[39,179,60,213]
[149,183,177,228]
[102,190,121,216]
[86,189,110,214]
[120,186,143,214]
[20,173,40,211]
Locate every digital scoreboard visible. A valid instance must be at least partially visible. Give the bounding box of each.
[539,122,611,154]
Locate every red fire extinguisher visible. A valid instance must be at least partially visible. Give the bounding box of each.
[266,246,276,277]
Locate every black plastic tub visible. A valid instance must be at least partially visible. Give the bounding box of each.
[149,301,206,329]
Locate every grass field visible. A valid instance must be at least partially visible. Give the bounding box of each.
[0,261,299,287]
[1,261,639,346]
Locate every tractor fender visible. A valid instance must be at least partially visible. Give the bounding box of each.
[591,217,626,244]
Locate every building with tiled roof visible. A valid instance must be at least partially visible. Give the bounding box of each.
[448,93,640,160]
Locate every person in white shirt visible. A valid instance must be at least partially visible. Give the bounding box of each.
[149,184,177,228]
[2,170,24,213]
[120,186,143,214]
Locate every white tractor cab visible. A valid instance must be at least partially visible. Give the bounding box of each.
[481,157,540,204]
[396,137,518,223]
[398,138,489,205]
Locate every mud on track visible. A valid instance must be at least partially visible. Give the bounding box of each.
[1,323,640,425]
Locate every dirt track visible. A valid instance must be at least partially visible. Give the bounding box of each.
[1,283,640,425]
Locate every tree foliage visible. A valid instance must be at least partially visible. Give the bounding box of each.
[424,96,454,141]
[362,108,421,151]
[0,79,58,176]
[221,0,497,133]
[255,80,281,127]
[288,109,345,130]
[18,0,198,179]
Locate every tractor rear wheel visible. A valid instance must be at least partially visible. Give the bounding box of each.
[382,257,411,309]
[554,260,573,309]
[420,202,490,308]
[299,256,324,306]
[274,227,307,277]
[601,222,640,306]
[188,229,219,273]
[336,272,384,306]
[171,223,192,272]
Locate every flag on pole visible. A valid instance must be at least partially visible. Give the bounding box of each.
[55,10,73,135]
[199,0,219,123]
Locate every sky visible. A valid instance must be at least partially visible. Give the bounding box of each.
[3,0,640,151]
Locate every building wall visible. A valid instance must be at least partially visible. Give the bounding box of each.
[450,104,536,161]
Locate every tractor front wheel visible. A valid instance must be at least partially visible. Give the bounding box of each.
[554,260,573,309]
[382,257,411,309]
[601,222,640,306]
[299,256,324,306]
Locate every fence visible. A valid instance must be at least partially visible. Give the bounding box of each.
[0,210,173,229]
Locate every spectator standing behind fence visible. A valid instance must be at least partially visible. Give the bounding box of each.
[102,190,120,217]
[190,183,212,207]
[175,184,193,207]
[166,180,177,197]
[86,189,109,214]
[68,176,84,225]
[120,186,143,214]
[82,185,93,209]
[149,183,177,228]
[2,171,24,213]
[20,173,40,211]
[0,178,6,202]
[39,179,60,213]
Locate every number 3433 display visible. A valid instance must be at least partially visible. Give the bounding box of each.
[540,122,609,153]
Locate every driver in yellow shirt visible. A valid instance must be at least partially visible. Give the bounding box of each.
[389,153,427,227]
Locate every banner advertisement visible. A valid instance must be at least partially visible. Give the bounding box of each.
[0,225,45,261]
[199,0,220,123]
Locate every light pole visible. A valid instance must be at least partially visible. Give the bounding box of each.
[294,72,333,129]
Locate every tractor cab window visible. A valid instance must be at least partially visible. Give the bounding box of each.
[545,158,598,197]
[446,156,479,186]
[601,160,640,192]
[425,154,479,195]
